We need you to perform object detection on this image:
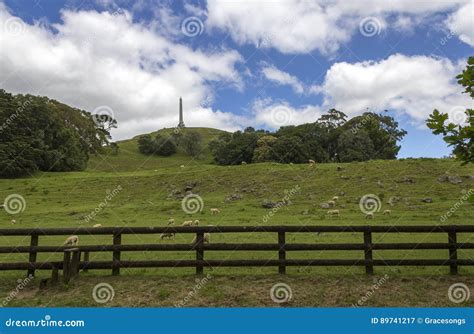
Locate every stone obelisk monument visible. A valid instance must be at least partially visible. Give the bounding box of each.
[177,97,185,128]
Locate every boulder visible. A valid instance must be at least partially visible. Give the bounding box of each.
[421,197,433,203]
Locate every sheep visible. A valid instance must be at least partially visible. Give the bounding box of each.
[64,235,79,246]
[182,220,194,227]
[92,223,102,228]
[10,219,16,224]
[167,218,175,225]
[160,232,175,240]
[383,209,391,216]
[366,213,374,219]
[327,209,340,217]
[241,161,247,165]
[191,233,210,244]
[327,200,336,208]
[180,165,185,168]
[210,208,220,215]
[332,196,339,201]
[193,219,200,226]
[308,159,316,166]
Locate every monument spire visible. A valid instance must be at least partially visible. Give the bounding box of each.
[177,97,185,128]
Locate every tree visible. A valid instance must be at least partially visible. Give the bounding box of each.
[154,136,177,156]
[337,129,375,162]
[0,90,112,178]
[209,131,259,165]
[138,135,155,155]
[252,135,277,162]
[181,131,203,157]
[272,136,308,163]
[427,57,474,164]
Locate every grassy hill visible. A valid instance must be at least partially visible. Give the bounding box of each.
[87,127,226,172]
[0,127,473,306]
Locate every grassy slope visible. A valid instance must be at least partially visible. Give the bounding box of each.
[0,127,473,306]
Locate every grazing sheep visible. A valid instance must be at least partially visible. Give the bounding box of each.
[332,196,339,201]
[327,200,336,208]
[210,208,220,215]
[92,224,102,228]
[182,220,194,227]
[180,165,185,168]
[241,161,247,165]
[160,232,175,240]
[308,159,316,166]
[10,219,16,224]
[383,209,391,216]
[167,218,175,225]
[64,235,79,246]
[191,233,210,244]
[366,213,374,219]
[327,209,340,217]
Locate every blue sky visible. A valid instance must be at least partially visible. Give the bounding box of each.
[0,0,473,158]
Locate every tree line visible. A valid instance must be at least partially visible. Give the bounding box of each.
[0,90,116,178]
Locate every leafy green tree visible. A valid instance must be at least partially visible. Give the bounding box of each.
[252,135,277,162]
[209,131,259,165]
[427,57,473,164]
[271,136,308,163]
[181,131,203,157]
[337,129,375,162]
[154,136,177,156]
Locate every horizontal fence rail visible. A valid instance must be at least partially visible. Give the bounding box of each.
[0,225,473,278]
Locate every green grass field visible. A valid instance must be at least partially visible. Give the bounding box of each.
[0,127,473,306]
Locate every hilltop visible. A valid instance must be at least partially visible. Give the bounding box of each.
[88,127,227,172]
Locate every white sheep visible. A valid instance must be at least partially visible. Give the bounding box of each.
[327,200,336,208]
[182,220,194,227]
[210,208,220,215]
[64,235,79,246]
[241,161,247,165]
[366,213,374,219]
[160,232,175,240]
[332,196,339,201]
[92,224,102,228]
[180,165,185,168]
[383,209,391,216]
[168,218,175,225]
[191,233,210,244]
[327,209,340,217]
[308,159,316,166]
[10,219,16,224]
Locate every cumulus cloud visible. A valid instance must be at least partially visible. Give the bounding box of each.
[206,0,471,54]
[261,66,304,94]
[252,98,323,129]
[317,54,472,123]
[0,4,243,139]
[446,2,474,46]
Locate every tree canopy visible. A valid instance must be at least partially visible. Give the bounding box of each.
[427,57,473,164]
[0,90,115,178]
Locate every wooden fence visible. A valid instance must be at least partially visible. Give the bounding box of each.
[0,225,473,279]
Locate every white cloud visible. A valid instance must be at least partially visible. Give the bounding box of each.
[446,2,474,46]
[252,98,323,129]
[0,4,243,140]
[318,54,472,123]
[261,66,304,94]
[206,0,471,54]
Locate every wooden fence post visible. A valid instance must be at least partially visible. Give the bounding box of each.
[51,265,59,285]
[278,231,286,274]
[196,231,204,275]
[83,251,90,273]
[63,250,71,284]
[70,249,81,278]
[363,229,373,275]
[27,234,39,277]
[448,228,458,275]
[112,233,122,276]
